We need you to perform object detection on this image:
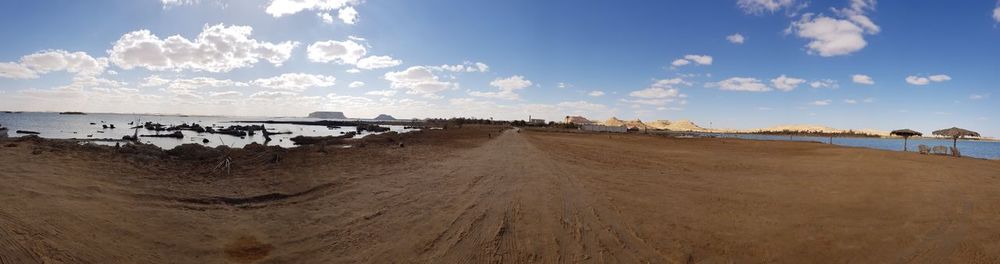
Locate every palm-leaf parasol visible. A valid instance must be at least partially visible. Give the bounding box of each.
[932,127,980,150]
[890,129,922,151]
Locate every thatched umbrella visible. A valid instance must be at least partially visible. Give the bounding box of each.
[890,129,922,151]
[932,127,980,149]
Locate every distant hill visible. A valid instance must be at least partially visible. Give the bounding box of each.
[307,111,348,119]
[373,114,396,121]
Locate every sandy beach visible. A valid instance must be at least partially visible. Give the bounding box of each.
[2,126,1000,263]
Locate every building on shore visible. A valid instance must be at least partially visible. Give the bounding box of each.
[529,119,546,125]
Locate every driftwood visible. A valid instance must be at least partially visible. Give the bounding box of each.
[290,132,357,145]
[140,131,183,139]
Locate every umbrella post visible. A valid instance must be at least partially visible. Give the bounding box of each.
[903,137,908,151]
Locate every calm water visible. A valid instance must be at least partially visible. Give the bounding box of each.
[0,112,416,149]
[718,134,1000,160]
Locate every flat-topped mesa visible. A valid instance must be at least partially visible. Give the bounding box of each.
[373,114,397,121]
[307,111,348,119]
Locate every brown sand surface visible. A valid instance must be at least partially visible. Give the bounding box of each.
[2,127,1000,263]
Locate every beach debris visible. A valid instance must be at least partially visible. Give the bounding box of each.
[203,138,210,144]
[932,127,980,157]
[140,131,184,139]
[290,132,357,145]
[356,124,390,133]
[167,123,207,133]
[890,129,923,151]
[16,130,40,135]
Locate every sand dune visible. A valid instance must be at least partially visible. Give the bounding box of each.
[2,127,1000,263]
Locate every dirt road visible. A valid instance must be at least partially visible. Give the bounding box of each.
[2,128,1000,263]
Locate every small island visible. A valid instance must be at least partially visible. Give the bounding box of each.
[58,111,86,115]
[307,111,347,119]
[373,114,397,121]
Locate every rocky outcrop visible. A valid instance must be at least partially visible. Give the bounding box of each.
[307,111,348,119]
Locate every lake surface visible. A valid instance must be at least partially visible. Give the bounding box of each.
[0,112,416,149]
[718,133,1000,160]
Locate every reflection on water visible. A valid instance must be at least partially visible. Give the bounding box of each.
[717,133,1000,160]
[0,112,417,149]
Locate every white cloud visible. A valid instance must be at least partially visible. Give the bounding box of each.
[166,77,247,93]
[852,74,874,85]
[139,75,171,87]
[209,91,243,99]
[770,74,806,91]
[790,15,867,57]
[809,79,838,89]
[384,66,457,97]
[469,75,532,100]
[843,99,858,104]
[318,12,335,24]
[708,77,771,92]
[250,90,299,100]
[588,90,605,97]
[906,74,950,85]
[994,6,1000,22]
[265,0,356,17]
[250,73,336,91]
[356,55,402,70]
[810,99,832,106]
[345,68,361,73]
[737,0,796,14]
[911,77,935,85]
[685,54,713,65]
[0,62,39,79]
[970,94,988,100]
[307,39,366,65]
[109,24,298,72]
[863,97,875,103]
[726,33,746,44]
[20,50,108,76]
[1,50,108,79]
[366,90,397,97]
[629,87,680,98]
[627,78,688,104]
[349,81,365,88]
[161,0,197,8]
[928,74,951,82]
[788,1,879,57]
[671,54,712,68]
[338,6,359,24]
[429,61,489,73]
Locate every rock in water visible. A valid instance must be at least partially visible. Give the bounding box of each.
[307,111,348,119]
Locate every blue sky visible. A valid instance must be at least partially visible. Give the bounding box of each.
[0,0,998,136]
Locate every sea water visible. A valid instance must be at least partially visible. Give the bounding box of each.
[719,134,1000,160]
[0,112,417,149]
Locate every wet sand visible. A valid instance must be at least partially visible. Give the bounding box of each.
[2,127,1000,263]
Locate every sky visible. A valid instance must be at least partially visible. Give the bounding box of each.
[0,0,998,136]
